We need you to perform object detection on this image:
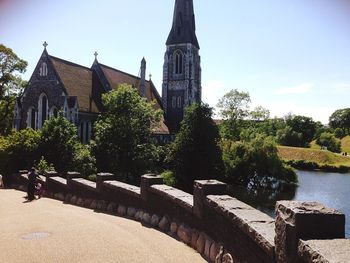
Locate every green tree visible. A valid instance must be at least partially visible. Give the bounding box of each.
[39,113,79,173]
[329,108,350,135]
[0,44,28,135]
[168,103,224,192]
[94,84,161,181]
[285,114,316,147]
[0,129,40,181]
[316,132,341,153]
[250,106,270,121]
[276,126,303,147]
[217,89,251,140]
[221,135,297,188]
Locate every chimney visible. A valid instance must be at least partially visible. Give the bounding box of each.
[140,57,146,97]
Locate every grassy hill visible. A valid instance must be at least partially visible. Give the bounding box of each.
[341,136,350,153]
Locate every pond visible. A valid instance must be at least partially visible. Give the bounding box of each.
[229,170,350,238]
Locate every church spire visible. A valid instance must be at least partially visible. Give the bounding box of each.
[166,0,199,49]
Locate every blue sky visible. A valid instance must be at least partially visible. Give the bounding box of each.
[1,0,350,123]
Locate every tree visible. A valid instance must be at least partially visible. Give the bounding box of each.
[284,114,316,147]
[94,84,161,181]
[168,103,224,192]
[250,106,270,121]
[329,108,350,135]
[316,132,341,153]
[39,113,79,173]
[0,44,28,135]
[217,89,251,140]
[276,126,303,147]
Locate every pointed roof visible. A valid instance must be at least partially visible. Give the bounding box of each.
[166,0,199,49]
[49,56,99,113]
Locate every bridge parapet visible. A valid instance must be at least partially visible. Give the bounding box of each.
[10,171,349,263]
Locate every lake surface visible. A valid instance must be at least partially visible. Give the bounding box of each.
[230,170,350,238]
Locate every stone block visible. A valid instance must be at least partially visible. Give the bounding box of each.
[222,253,234,263]
[84,198,92,208]
[90,200,98,210]
[107,202,117,213]
[117,205,126,216]
[177,224,192,244]
[204,238,213,259]
[127,207,137,217]
[196,232,206,254]
[65,194,72,203]
[170,222,178,235]
[77,197,84,206]
[275,201,345,263]
[191,230,199,249]
[142,213,151,224]
[159,216,170,232]
[150,214,160,227]
[193,180,227,218]
[209,242,221,262]
[140,174,163,201]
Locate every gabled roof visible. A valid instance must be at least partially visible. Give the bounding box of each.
[50,56,99,113]
[98,63,163,110]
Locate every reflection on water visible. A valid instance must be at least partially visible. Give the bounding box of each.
[229,170,350,238]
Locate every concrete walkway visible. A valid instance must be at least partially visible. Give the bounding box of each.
[0,189,206,263]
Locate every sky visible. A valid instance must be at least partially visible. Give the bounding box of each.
[1,0,350,124]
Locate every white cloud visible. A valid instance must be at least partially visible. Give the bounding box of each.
[334,83,350,93]
[273,83,313,95]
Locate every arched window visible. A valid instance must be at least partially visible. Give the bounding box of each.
[38,93,48,128]
[27,107,36,129]
[172,96,177,108]
[177,97,182,108]
[174,50,183,74]
[50,107,58,118]
[39,62,48,77]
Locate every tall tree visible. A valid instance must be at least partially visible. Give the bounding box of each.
[0,44,27,135]
[284,114,316,147]
[94,84,161,181]
[168,103,224,192]
[217,89,251,140]
[329,108,350,135]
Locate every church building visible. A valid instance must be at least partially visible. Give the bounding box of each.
[13,0,201,139]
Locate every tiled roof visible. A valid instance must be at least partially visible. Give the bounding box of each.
[99,64,163,110]
[50,56,99,113]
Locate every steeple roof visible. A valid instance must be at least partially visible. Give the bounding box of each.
[166,0,199,49]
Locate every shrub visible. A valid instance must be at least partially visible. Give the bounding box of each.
[316,132,341,153]
[161,171,176,187]
[37,156,55,175]
[73,144,97,177]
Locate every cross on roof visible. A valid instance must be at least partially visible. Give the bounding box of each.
[43,41,48,49]
[94,51,98,60]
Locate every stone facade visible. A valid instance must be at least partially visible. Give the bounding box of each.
[162,0,202,133]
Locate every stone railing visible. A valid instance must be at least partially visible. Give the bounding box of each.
[12,171,350,263]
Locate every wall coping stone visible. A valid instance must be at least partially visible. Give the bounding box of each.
[206,195,275,258]
[48,176,67,186]
[102,180,140,198]
[46,171,59,177]
[298,239,350,263]
[71,178,96,190]
[150,184,193,212]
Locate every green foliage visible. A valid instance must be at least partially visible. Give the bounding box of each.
[329,108,350,135]
[73,144,97,177]
[0,44,28,135]
[87,174,97,182]
[161,171,176,187]
[284,114,317,147]
[39,113,79,173]
[316,132,341,153]
[94,84,161,181]
[217,89,251,140]
[37,156,55,175]
[0,128,41,176]
[334,127,345,139]
[168,103,224,192]
[276,126,303,147]
[222,135,297,189]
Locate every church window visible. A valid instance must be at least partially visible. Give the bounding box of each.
[38,93,48,128]
[177,97,182,108]
[172,96,176,108]
[27,107,36,129]
[174,50,183,74]
[39,62,48,77]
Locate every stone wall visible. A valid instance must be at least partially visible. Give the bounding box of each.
[11,172,350,263]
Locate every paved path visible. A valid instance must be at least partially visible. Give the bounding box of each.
[0,189,206,263]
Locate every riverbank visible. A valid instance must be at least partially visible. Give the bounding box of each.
[277,145,350,173]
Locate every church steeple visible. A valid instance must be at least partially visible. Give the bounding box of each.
[162,0,202,133]
[166,0,199,49]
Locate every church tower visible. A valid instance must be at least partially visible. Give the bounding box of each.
[162,0,202,133]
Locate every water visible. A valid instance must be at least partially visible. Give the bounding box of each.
[229,170,350,238]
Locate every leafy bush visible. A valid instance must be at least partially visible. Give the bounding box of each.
[37,156,55,175]
[316,132,341,153]
[73,144,97,177]
[161,171,176,187]
[222,135,297,189]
